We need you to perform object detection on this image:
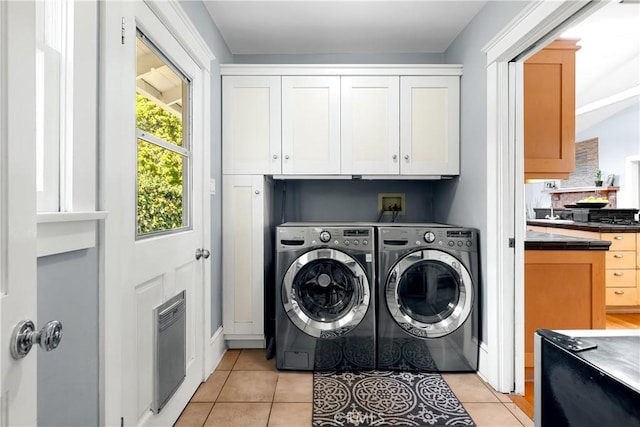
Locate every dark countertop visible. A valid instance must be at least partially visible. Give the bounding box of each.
[527,219,640,233]
[525,231,611,250]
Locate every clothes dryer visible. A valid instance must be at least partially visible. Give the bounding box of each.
[275,223,376,371]
[377,225,479,372]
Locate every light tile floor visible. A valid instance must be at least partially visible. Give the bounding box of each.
[175,349,534,427]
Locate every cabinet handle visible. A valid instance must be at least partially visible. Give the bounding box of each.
[613,272,624,276]
[614,236,624,240]
[614,290,625,295]
[614,254,624,258]
[404,155,410,160]
[392,154,397,160]
[255,190,260,195]
[284,155,290,160]
[273,154,278,159]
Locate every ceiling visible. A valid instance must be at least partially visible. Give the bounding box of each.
[203,1,487,54]
[202,1,638,132]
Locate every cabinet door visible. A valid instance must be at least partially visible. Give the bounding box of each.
[400,76,460,175]
[524,39,579,180]
[282,76,340,175]
[222,175,265,341]
[341,76,399,175]
[222,76,281,174]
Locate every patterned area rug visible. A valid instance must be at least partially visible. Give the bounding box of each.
[313,371,476,426]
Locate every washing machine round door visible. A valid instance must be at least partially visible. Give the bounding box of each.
[282,248,370,338]
[386,249,473,338]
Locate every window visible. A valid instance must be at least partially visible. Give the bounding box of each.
[35,0,70,212]
[136,31,191,237]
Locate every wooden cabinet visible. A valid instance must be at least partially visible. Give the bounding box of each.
[524,250,606,367]
[222,175,272,347]
[281,76,341,175]
[536,226,640,309]
[602,232,638,308]
[341,76,400,175]
[524,39,580,180]
[400,76,460,175]
[222,76,281,175]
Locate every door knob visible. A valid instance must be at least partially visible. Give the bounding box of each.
[11,320,63,359]
[195,248,210,260]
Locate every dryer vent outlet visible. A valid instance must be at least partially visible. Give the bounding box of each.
[378,193,405,216]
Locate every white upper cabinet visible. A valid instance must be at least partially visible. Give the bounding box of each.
[400,76,460,175]
[341,76,400,175]
[281,76,341,175]
[221,66,461,178]
[222,76,282,174]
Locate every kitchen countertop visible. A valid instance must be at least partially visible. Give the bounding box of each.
[527,219,640,233]
[525,231,611,250]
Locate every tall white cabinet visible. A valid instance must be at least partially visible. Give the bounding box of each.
[221,175,272,347]
[220,65,462,347]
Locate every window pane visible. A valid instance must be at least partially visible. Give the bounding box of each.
[136,139,185,235]
[136,36,186,147]
[136,30,190,237]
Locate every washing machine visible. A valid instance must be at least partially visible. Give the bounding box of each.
[377,225,479,372]
[275,223,376,371]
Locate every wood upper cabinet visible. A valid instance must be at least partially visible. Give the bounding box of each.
[341,76,400,175]
[281,76,341,175]
[524,39,580,180]
[400,76,460,175]
[222,76,282,175]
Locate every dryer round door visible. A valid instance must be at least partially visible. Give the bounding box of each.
[282,248,371,338]
[386,249,473,338]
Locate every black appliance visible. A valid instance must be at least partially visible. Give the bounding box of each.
[534,329,640,427]
[572,208,639,223]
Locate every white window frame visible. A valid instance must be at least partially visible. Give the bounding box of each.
[35,0,107,257]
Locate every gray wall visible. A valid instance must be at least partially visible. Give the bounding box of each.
[274,180,435,224]
[179,0,233,333]
[38,249,99,427]
[234,52,444,64]
[436,1,529,343]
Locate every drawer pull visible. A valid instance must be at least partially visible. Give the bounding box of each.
[614,236,624,240]
[614,290,625,295]
[613,272,625,276]
[614,254,624,258]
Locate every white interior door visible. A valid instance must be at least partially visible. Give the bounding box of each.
[101,2,208,426]
[0,1,38,425]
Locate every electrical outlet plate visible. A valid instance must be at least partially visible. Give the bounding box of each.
[378,193,405,216]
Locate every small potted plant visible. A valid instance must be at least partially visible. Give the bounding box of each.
[595,169,603,187]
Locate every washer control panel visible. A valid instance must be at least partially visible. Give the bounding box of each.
[277,226,374,251]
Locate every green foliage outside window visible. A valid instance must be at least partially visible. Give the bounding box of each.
[136,94,185,235]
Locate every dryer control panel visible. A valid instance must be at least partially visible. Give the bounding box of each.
[379,227,477,252]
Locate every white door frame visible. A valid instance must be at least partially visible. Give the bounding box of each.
[99,1,214,425]
[483,0,605,393]
[0,1,38,425]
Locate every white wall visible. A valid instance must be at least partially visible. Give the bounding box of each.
[578,103,640,208]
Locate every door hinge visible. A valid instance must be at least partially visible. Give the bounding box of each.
[508,238,515,248]
[121,18,125,45]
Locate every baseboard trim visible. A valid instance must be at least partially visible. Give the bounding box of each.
[206,327,226,375]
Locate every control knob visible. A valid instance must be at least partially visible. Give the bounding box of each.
[319,231,331,243]
[424,231,436,243]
